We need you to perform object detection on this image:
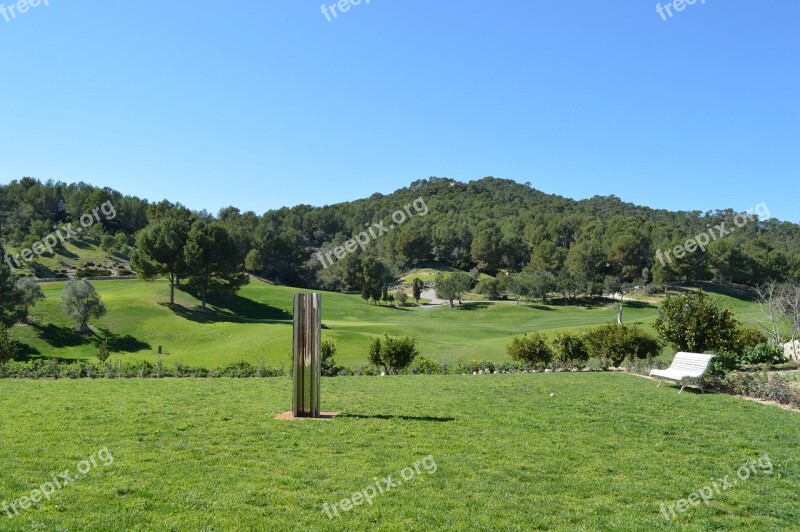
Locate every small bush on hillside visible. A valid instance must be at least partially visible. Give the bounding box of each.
[321,340,345,376]
[369,335,419,373]
[476,278,503,300]
[410,356,444,374]
[584,324,661,367]
[552,332,589,366]
[713,370,800,409]
[76,268,113,278]
[736,328,769,351]
[741,343,786,365]
[0,324,16,363]
[507,333,552,365]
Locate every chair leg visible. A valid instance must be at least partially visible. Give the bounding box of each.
[657,380,662,388]
[679,384,685,394]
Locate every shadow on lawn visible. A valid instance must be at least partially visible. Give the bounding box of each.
[31,323,87,348]
[31,323,151,353]
[163,291,291,324]
[456,302,493,311]
[340,413,455,422]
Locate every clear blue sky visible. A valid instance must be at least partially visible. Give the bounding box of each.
[1,1,798,221]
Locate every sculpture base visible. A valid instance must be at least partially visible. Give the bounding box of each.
[274,411,340,421]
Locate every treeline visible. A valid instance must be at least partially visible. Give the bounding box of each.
[2,177,800,291]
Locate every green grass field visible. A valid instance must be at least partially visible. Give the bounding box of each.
[0,374,797,530]
[10,278,765,369]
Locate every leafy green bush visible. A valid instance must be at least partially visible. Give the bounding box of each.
[0,323,16,363]
[741,343,786,365]
[475,278,503,300]
[410,356,444,374]
[736,328,769,351]
[76,268,113,277]
[552,332,588,366]
[321,340,344,376]
[506,333,552,365]
[584,324,661,367]
[707,352,740,376]
[369,334,419,373]
[653,290,739,353]
[715,370,800,409]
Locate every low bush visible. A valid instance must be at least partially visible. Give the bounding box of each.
[410,356,445,375]
[741,343,787,365]
[583,324,661,367]
[76,267,113,278]
[712,370,800,409]
[736,328,769,351]
[552,332,589,366]
[368,335,419,373]
[507,333,552,365]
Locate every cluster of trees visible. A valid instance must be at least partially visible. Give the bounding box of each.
[130,205,248,307]
[0,248,109,361]
[506,289,786,372]
[0,178,148,259]
[4,177,799,291]
[506,326,662,368]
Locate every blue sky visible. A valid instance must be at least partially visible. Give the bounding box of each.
[1,1,798,220]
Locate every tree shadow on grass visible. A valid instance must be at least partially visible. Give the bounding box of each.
[456,302,493,311]
[161,293,291,325]
[95,328,151,353]
[522,303,556,311]
[340,413,455,422]
[622,300,657,309]
[30,323,151,353]
[31,323,90,348]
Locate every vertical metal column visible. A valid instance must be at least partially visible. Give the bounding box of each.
[292,293,321,418]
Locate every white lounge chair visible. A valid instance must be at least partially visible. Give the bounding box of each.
[649,352,715,393]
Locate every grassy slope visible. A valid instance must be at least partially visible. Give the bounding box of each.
[5,238,129,278]
[10,279,764,369]
[0,374,797,530]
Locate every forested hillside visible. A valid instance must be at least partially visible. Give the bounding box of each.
[1,177,799,292]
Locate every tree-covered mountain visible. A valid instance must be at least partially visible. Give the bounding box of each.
[1,176,799,290]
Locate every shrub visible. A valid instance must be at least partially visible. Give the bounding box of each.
[507,333,552,365]
[217,361,256,378]
[476,278,503,300]
[741,343,786,365]
[410,356,442,375]
[715,370,800,409]
[321,340,344,376]
[653,290,739,353]
[369,335,419,373]
[97,340,110,364]
[0,323,16,363]
[584,324,661,367]
[736,328,769,351]
[552,332,589,366]
[707,352,740,376]
[76,268,113,278]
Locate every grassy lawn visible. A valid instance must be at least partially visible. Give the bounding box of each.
[10,279,764,369]
[0,373,797,530]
